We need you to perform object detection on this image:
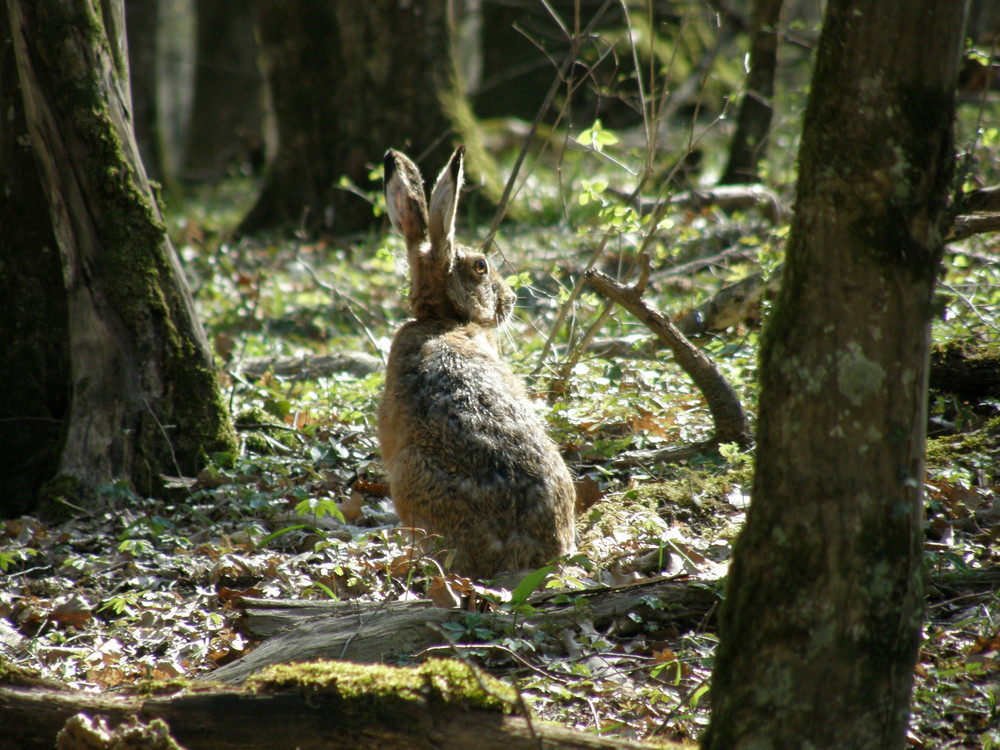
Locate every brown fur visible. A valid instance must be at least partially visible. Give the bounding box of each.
[379,147,576,578]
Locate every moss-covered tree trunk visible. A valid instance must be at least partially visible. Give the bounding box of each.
[179,0,263,182]
[718,0,783,185]
[5,0,236,510]
[237,0,463,237]
[702,1,967,748]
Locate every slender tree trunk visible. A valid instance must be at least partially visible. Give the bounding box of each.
[179,0,263,181]
[719,0,783,185]
[703,1,968,748]
[238,0,462,237]
[6,0,236,507]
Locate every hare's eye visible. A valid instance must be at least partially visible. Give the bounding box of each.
[473,258,488,275]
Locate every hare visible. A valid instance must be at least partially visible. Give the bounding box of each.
[379,146,576,579]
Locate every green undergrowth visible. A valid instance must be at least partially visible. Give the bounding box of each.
[3,93,999,747]
[123,115,1000,745]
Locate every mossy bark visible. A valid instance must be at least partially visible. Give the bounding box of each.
[238,0,464,237]
[703,1,968,748]
[6,0,236,510]
[0,657,673,750]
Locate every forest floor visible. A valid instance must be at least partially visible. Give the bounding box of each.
[3,116,1000,747]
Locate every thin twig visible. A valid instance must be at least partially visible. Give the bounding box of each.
[423,629,546,750]
[536,5,737,381]
[297,257,386,367]
[938,280,1000,334]
[227,270,264,414]
[143,397,183,478]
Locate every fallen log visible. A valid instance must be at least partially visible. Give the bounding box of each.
[611,183,790,223]
[237,352,382,380]
[929,344,1000,400]
[5,568,994,750]
[675,270,781,336]
[949,212,1000,241]
[1,660,683,750]
[210,577,719,685]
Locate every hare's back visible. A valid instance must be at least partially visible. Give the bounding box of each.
[391,322,572,509]
[406,327,551,467]
[381,321,576,576]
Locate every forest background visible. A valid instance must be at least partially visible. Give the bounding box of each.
[1,1,999,748]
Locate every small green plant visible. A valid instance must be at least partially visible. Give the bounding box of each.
[718,442,752,465]
[99,592,140,617]
[575,120,619,153]
[441,613,497,643]
[0,547,36,572]
[508,564,555,608]
[294,496,345,523]
[117,538,154,557]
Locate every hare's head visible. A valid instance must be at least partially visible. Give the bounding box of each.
[384,147,514,327]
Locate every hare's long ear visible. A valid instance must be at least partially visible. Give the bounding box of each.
[428,147,465,265]
[384,149,429,251]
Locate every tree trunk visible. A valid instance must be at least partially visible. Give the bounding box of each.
[718,0,783,184]
[124,0,169,183]
[0,8,69,518]
[703,1,968,748]
[6,0,236,508]
[474,0,568,122]
[179,0,264,181]
[237,0,462,237]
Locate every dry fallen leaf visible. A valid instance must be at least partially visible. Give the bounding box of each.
[428,576,463,609]
[574,476,605,514]
[338,490,367,523]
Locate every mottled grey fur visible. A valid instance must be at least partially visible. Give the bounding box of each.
[379,147,576,578]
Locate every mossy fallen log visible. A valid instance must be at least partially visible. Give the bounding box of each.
[0,660,686,750]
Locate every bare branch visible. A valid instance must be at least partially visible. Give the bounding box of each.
[956,184,1000,214]
[585,258,751,449]
[949,212,1000,241]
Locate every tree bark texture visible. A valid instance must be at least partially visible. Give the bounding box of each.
[475,0,574,122]
[703,1,968,748]
[238,0,460,237]
[719,0,783,185]
[179,0,263,181]
[6,0,236,505]
[0,8,69,518]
